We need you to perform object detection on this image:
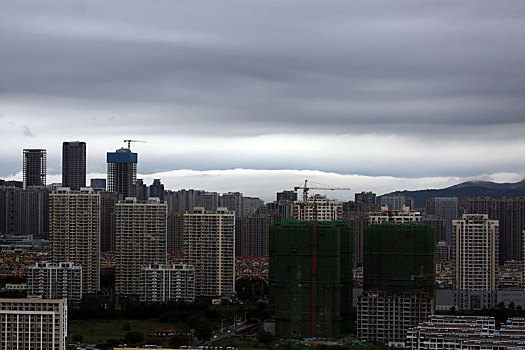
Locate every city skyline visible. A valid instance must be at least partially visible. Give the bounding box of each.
[1,1,525,201]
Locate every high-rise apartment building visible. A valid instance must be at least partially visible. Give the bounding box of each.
[453,214,499,310]
[183,207,235,297]
[61,141,86,191]
[293,195,343,221]
[115,198,167,295]
[355,191,376,204]
[23,149,46,188]
[100,191,118,252]
[26,262,82,301]
[135,179,147,201]
[464,197,525,263]
[236,212,278,257]
[165,189,218,213]
[107,148,137,198]
[167,212,184,254]
[0,297,68,350]
[380,194,405,212]
[0,186,49,238]
[140,263,195,303]
[90,178,106,190]
[50,188,100,294]
[241,196,265,216]
[149,179,164,201]
[276,190,297,202]
[219,192,243,216]
[427,197,458,244]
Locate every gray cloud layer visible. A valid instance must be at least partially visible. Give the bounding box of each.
[1,1,525,181]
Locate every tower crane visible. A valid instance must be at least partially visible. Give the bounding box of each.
[124,139,146,150]
[411,266,457,322]
[294,179,352,204]
[293,179,351,337]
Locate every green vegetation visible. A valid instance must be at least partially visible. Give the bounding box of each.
[68,319,166,344]
[67,296,271,349]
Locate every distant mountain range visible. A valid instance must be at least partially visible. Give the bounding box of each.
[378,179,525,209]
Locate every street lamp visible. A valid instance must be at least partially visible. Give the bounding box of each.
[221,318,226,332]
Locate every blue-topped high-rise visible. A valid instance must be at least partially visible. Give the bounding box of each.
[107,147,138,198]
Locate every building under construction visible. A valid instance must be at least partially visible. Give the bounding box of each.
[363,223,435,298]
[358,223,435,345]
[269,220,353,338]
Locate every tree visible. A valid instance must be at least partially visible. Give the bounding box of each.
[256,328,273,345]
[124,331,144,345]
[194,320,212,341]
[72,334,83,343]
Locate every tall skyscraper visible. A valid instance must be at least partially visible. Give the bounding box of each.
[183,207,235,297]
[23,149,46,188]
[115,198,167,295]
[50,188,100,294]
[62,141,86,190]
[453,214,499,310]
[107,147,137,198]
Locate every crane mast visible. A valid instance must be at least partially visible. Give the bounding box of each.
[293,179,351,337]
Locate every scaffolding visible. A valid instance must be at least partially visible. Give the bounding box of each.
[269,220,353,338]
[363,223,435,297]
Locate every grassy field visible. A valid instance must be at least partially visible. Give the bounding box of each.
[68,319,171,344]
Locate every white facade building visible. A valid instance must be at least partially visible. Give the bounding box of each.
[293,195,342,221]
[26,262,82,301]
[368,205,422,225]
[453,214,499,310]
[0,297,68,350]
[140,263,195,303]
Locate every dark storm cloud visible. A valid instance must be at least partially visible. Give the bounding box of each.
[1,0,525,179]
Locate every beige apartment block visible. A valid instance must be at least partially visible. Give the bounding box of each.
[50,188,100,294]
[115,198,167,295]
[183,207,235,298]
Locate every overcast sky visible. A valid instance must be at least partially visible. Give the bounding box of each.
[1,1,525,200]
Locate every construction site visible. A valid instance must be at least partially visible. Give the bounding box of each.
[269,219,353,339]
[358,222,436,345]
[363,223,435,298]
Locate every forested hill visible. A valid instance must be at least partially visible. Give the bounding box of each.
[378,179,525,209]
